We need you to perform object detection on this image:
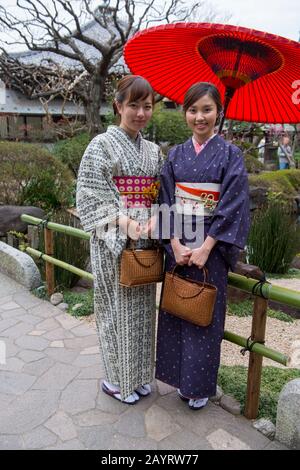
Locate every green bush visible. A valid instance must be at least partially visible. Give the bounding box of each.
[227,300,294,323]
[0,141,74,211]
[52,132,92,177]
[63,289,94,317]
[247,199,299,274]
[144,103,191,145]
[218,366,300,423]
[249,170,300,201]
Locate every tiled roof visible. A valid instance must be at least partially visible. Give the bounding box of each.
[10,19,128,74]
[0,87,110,116]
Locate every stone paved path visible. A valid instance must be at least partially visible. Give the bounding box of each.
[0,272,288,450]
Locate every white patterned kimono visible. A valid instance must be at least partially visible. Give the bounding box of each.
[76,125,163,399]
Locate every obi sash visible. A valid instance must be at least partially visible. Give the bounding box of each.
[175,182,220,216]
[113,176,159,208]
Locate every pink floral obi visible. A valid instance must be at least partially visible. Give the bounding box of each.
[113,176,160,208]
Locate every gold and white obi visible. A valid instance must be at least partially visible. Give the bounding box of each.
[175,182,221,216]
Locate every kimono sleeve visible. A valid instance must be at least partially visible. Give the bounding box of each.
[207,145,250,269]
[157,155,177,257]
[76,135,126,254]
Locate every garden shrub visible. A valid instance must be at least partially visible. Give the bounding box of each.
[249,170,300,201]
[247,198,299,274]
[0,141,74,211]
[144,103,191,145]
[52,132,91,177]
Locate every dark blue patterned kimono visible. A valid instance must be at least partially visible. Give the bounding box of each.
[155,134,250,399]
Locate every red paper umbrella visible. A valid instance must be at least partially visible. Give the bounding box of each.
[124,23,300,125]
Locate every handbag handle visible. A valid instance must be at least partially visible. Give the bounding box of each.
[129,240,161,268]
[171,264,209,300]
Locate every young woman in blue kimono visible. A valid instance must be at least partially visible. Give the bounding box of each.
[156,82,250,410]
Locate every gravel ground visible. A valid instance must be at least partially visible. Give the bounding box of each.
[222,315,300,368]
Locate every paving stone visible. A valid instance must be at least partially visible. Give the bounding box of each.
[15,335,49,351]
[145,405,181,441]
[29,302,59,319]
[80,346,99,355]
[0,435,24,450]
[32,363,80,390]
[208,419,271,450]
[21,315,44,326]
[264,439,289,450]
[73,354,101,368]
[77,425,115,450]
[55,313,81,330]
[45,439,85,450]
[0,295,14,305]
[45,411,77,441]
[43,327,74,341]
[13,292,43,310]
[220,395,242,415]
[114,409,146,438]
[158,429,212,450]
[50,341,64,348]
[45,348,79,364]
[64,335,98,350]
[71,324,95,337]
[78,364,104,379]
[35,317,61,331]
[1,322,33,339]
[0,318,20,334]
[0,392,16,407]
[0,371,36,395]
[96,385,129,415]
[156,380,176,396]
[0,357,24,372]
[1,301,21,311]
[60,379,98,415]
[29,330,46,336]
[73,409,119,427]
[23,426,57,449]
[18,350,45,363]
[22,357,55,376]
[206,428,252,450]
[1,308,27,320]
[0,338,19,358]
[109,434,157,450]
[0,390,60,434]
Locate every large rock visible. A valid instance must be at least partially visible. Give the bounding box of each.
[0,241,42,289]
[275,378,300,449]
[0,205,45,236]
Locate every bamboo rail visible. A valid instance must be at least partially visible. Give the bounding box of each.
[22,213,299,419]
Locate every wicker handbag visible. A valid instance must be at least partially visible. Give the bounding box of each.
[119,243,164,287]
[161,265,217,327]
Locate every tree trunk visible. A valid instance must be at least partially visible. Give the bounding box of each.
[84,78,106,137]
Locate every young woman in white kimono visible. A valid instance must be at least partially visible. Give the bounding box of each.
[76,76,163,404]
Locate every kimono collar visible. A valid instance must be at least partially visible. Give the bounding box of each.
[105,125,155,175]
[192,134,217,154]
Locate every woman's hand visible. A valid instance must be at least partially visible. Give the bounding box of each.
[188,246,210,268]
[171,238,192,265]
[187,236,217,268]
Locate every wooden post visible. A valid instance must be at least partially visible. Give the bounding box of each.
[244,296,268,419]
[44,227,55,296]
